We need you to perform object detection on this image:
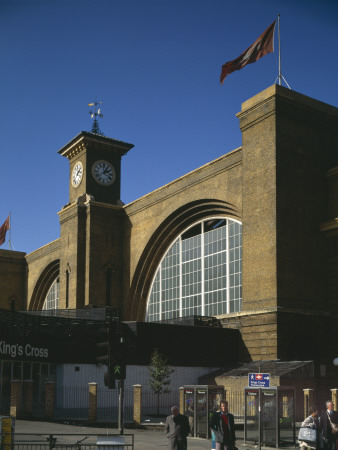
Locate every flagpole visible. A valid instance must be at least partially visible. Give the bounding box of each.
[278,14,281,86]
[9,211,11,250]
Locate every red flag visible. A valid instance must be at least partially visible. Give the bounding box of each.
[0,216,10,246]
[220,20,276,84]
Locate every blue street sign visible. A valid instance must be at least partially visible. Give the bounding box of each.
[248,373,270,388]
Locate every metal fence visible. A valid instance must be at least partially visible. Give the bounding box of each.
[227,390,245,422]
[33,385,176,424]
[2,433,134,449]
[141,389,179,423]
[54,386,89,421]
[53,386,134,423]
[51,387,244,424]
[96,387,134,422]
[12,385,328,427]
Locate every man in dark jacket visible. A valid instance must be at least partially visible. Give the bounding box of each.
[320,400,338,450]
[165,405,190,450]
[210,400,236,450]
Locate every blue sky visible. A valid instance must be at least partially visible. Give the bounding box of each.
[0,0,337,254]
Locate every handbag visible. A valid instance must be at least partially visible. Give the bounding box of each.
[298,426,317,444]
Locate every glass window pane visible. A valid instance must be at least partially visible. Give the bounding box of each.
[146,218,242,321]
[42,278,59,310]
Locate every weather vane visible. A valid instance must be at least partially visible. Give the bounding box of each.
[88,101,104,136]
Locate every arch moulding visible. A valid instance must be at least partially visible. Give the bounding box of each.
[127,199,241,321]
[28,260,60,310]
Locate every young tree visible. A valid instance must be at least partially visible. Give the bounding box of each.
[149,348,174,415]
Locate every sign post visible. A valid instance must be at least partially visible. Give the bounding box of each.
[248,373,270,388]
[247,374,270,450]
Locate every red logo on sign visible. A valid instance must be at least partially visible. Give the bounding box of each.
[255,375,262,380]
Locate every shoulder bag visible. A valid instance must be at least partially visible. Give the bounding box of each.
[328,412,338,435]
[298,426,317,444]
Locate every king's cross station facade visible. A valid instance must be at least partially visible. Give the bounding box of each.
[0,85,337,422]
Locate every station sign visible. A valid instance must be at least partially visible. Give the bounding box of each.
[0,337,97,364]
[0,339,49,361]
[248,373,270,388]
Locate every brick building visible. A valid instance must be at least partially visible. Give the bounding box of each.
[1,85,338,414]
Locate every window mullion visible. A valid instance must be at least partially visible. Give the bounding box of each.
[201,221,205,316]
[179,237,182,317]
[226,219,230,314]
[159,264,162,320]
[146,217,242,322]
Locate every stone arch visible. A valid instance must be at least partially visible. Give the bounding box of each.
[128,199,241,320]
[28,260,60,310]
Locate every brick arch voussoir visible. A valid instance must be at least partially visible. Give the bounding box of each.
[28,260,60,310]
[128,199,241,320]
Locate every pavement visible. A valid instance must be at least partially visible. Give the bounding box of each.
[14,420,210,448]
[12,419,297,449]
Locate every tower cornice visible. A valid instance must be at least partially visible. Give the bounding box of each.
[58,131,134,161]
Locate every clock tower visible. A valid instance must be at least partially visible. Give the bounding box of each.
[58,131,134,205]
[57,132,134,310]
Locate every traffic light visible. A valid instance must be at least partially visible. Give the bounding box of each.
[96,323,116,389]
[95,326,110,365]
[110,340,126,380]
[104,367,116,389]
[95,320,126,388]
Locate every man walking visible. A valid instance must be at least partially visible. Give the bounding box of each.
[210,400,236,450]
[165,405,190,450]
[320,400,338,450]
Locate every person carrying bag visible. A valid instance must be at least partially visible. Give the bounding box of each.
[298,406,322,450]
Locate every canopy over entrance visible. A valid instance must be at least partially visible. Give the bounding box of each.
[222,360,314,378]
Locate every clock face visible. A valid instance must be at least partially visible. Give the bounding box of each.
[92,160,116,186]
[71,161,83,187]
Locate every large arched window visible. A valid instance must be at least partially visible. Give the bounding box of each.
[42,277,59,310]
[146,218,242,322]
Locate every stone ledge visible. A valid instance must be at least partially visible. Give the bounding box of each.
[125,148,242,216]
[25,239,60,263]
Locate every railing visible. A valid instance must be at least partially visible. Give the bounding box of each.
[227,390,245,422]
[141,389,179,424]
[50,387,244,425]
[53,386,134,423]
[24,307,120,321]
[54,386,89,421]
[55,386,178,424]
[1,433,134,449]
[96,387,134,422]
